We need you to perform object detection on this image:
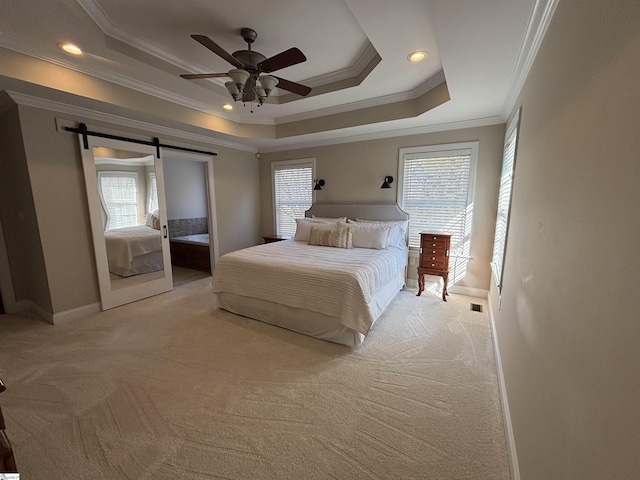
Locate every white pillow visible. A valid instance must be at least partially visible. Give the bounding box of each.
[338,221,391,249]
[355,218,409,247]
[294,218,337,242]
[311,215,347,223]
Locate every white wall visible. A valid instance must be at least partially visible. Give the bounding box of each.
[490,1,640,479]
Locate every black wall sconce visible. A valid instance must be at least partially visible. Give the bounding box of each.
[381,176,394,189]
[314,179,325,191]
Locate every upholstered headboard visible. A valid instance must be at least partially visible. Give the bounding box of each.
[305,202,409,222]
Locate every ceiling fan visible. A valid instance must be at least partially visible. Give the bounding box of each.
[181,28,312,108]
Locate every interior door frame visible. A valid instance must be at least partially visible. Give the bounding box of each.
[160,148,219,270]
[80,135,173,310]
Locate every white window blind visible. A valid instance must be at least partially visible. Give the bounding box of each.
[272,160,314,237]
[400,146,474,258]
[98,172,139,231]
[491,110,520,288]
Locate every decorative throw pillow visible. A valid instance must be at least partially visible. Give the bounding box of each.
[308,225,353,249]
[294,218,336,242]
[338,221,391,249]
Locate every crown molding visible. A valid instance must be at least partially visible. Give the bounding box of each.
[274,71,446,125]
[76,0,217,78]
[301,43,380,88]
[0,33,254,124]
[501,0,559,119]
[77,0,380,101]
[6,91,258,153]
[260,115,503,153]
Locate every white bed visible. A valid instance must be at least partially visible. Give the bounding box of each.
[104,225,164,277]
[212,203,409,346]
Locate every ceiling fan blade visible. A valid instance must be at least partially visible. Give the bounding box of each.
[258,47,306,73]
[180,73,229,79]
[191,34,243,68]
[272,76,312,96]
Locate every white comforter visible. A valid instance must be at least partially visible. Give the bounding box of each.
[104,225,162,269]
[212,240,407,335]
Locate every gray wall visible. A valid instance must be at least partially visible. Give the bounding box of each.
[0,104,52,312]
[260,124,505,292]
[163,157,208,220]
[490,2,640,479]
[0,101,260,316]
[213,147,261,256]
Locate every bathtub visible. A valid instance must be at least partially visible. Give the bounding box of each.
[170,234,211,272]
[171,233,209,245]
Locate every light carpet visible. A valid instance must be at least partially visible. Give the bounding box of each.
[0,279,509,479]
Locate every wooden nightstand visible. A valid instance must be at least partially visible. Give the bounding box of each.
[417,232,451,301]
[262,235,288,244]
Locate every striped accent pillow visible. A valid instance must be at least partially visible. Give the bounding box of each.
[308,225,353,249]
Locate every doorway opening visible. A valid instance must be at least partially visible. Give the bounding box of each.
[161,150,218,288]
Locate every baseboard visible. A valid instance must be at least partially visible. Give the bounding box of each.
[405,279,488,299]
[448,285,488,298]
[488,297,521,480]
[14,300,101,325]
[53,302,101,324]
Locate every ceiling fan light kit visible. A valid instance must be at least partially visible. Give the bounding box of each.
[181,27,312,112]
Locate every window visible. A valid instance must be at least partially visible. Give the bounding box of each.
[272,159,315,237]
[148,172,158,213]
[491,110,520,289]
[399,142,477,282]
[98,171,139,231]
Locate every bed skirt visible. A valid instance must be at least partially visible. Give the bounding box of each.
[216,272,405,347]
[108,251,164,277]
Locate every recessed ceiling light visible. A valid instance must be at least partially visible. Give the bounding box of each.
[223,104,234,111]
[407,51,428,62]
[59,43,83,55]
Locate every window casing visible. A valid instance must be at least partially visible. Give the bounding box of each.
[271,159,315,238]
[399,143,477,284]
[98,171,139,231]
[491,109,520,290]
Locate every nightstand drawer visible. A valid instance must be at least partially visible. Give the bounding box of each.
[421,234,448,242]
[421,238,449,250]
[419,259,447,270]
[421,246,447,256]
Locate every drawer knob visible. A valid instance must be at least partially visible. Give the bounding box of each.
[433,236,437,240]
[432,243,436,246]
[432,250,436,254]
[431,263,435,267]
